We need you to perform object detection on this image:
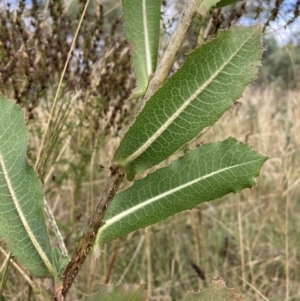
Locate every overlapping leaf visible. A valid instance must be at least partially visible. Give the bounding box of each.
[0,95,54,278]
[114,25,262,180]
[96,138,267,244]
[123,0,161,96]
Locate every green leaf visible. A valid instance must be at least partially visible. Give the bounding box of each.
[197,0,240,14]
[96,138,267,244]
[215,0,241,8]
[51,248,70,283]
[197,0,222,15]
[114,25,263,180]
[0,95,54,278]
[122,0,161,96]
[197,0,239,16]
[180,276,242,301]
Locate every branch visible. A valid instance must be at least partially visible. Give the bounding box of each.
[54,165,125,300]
[141,0,203,105]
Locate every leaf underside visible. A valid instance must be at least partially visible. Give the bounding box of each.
[122,0,161,96]
[96,138,267,244]
[0,95,53,278]
[114,25,262,181]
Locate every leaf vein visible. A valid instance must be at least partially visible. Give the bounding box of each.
[122,28,259,166]
[103,158,261,230]
[0,155,53,275]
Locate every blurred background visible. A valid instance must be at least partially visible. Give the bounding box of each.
[0,0,299,300]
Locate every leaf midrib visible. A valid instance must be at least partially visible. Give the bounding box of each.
[143,0,152,78]
[101,158,261,231]
[0,155,53,275]
[121,27,258,166]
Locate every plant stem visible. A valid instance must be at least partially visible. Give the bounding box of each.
[55,165,125,300]
[55,2,203,299]
[142,0,203,105]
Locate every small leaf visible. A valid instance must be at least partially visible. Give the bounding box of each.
[180,276,242,301]
[114,25,263,180]
[0,95,54,278]
[123,0,161,96]
[197,0,222,15]
[96,138,267,244]
[51,248,71,282]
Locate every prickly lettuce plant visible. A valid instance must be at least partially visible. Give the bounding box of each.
[0,0,267,300]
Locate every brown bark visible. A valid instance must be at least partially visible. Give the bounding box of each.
[52,165,125,300]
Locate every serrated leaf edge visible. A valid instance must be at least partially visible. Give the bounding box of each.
[118,25,261,167]
[100,156,263,234]
[0,155,53,276]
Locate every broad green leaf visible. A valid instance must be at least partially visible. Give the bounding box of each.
[197,0,222,15]
[0,95,54,278]
[96,138,267,244]
[180,276,242,301]
[123,0,161,96]
[114,25,262,180]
